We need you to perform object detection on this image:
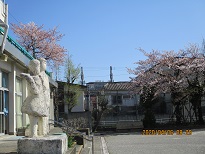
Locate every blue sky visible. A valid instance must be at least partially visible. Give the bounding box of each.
[6,0,205,83]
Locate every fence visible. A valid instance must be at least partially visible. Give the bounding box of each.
[98,115,205,128]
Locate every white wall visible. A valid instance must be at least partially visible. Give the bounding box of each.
[105,91,138,107]
[71,90,85,112]
[122,97,136,106]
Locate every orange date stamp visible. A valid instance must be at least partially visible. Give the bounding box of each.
[142,129,192,135]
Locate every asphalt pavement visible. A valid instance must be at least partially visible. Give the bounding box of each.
[103,129,205,154]
[1,128,205,154]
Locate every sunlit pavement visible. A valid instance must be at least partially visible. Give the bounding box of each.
[1,130,205,154]
[0,135,23,154]
[103,130,205,154]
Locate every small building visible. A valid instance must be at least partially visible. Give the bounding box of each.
[104,82,138,106]
[56,81,92,130]
[57,81,88,116]
[86,81,108,109]
[102,82,140,120]
[86,81,140,121]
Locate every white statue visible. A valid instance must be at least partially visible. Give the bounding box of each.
[21,59,50,138]
[39,58,50,135]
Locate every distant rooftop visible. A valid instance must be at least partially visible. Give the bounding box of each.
[104,82,135,91]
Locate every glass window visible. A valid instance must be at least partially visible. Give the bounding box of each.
[15,78,23,128]
[4,91,8,110]
[0,90,3,134]
[16,95,22,113]
[2,72,8,88]
[16,78,22,93]
[112,95,122,105]
[0,114,4,133]
[16,95,23,128]
[0,91,2,112]
[123,95,131,99]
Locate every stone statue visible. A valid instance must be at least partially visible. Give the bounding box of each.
[39,58,50,135]
[18,59,67,153]
[21,59,50,138]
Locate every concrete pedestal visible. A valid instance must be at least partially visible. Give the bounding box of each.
[17,133,68,154]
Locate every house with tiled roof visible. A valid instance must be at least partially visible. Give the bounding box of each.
[86,81,140,121]
[103,82,140,118]
[86,81,108,109]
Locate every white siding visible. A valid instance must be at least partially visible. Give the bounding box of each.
[72,91,85,112]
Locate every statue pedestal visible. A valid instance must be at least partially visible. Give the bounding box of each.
[17,133,67,154]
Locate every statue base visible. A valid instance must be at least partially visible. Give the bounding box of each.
[17,133,68,154]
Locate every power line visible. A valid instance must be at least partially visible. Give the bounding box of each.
[84,67,128,71]
[86,74,130,78]
[86,75,109,78]
[8,10,20,24]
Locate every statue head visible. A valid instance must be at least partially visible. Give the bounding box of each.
[39,58,47,72]
[28,59,40,75]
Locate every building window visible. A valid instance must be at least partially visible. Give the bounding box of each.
[112,95,122,105]
[2,71,8,88]
[15,78,23,129]
[123,95,131,99]
[0,70,9,134]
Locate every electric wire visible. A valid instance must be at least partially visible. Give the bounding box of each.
[8,10,20,24]
[6,10,133,82]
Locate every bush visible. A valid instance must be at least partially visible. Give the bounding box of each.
[143,109,156,128]
[67,136,75,148]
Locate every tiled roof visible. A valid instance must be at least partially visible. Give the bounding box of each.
[104,82,135,91]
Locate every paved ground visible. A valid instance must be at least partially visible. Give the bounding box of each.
[104,130,205,154]
[0,135,23,154]
[0,135,102,154]
[0,127,65,154]
[2,128,204,154]
[0,128,102,154]
[93,136,103,154]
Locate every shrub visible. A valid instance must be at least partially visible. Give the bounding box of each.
[67,136,75,148]
[143,109,156,128]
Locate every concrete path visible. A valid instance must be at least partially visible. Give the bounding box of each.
[0,129,105,154]
[0,135,22,154]
[93,135,109,154]
[93,136,103,154]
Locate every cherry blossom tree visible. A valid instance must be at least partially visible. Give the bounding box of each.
[130,44,205,124]
[140,86,157,128]
[11,22,67,66]
[179,44,205,124]
[130,49,186,124]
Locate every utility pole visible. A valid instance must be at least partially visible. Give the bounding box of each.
[67,53,71,83]
[81,67,84,85]
[110,66,113,82]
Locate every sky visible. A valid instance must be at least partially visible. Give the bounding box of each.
[5,0,205,83]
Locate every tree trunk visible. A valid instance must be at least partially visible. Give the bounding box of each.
[197,105,204,125]
[191,93,204,125]
[175,103,182,125]
[93,110,104,132]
